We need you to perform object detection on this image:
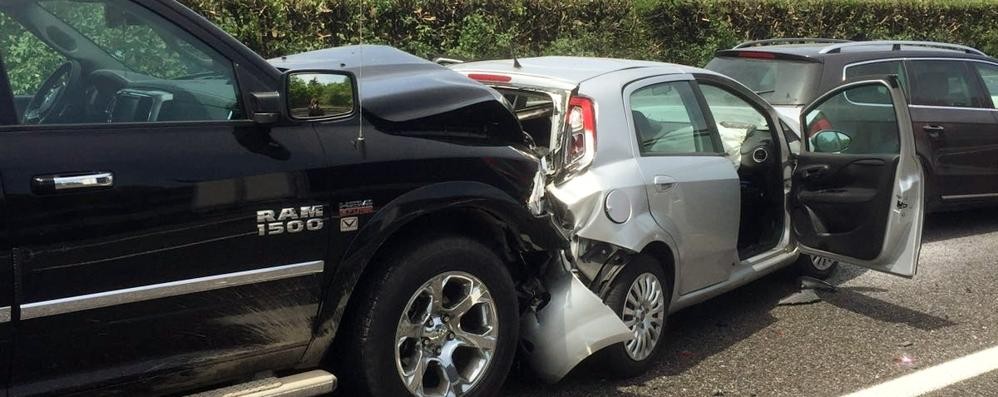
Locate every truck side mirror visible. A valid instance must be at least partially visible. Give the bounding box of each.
[284,70,357,121]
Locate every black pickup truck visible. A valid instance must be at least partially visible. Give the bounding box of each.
[0,0,572,395]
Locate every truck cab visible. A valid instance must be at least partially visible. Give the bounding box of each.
[0,1,568,396]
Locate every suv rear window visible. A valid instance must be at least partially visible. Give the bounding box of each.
[705,57,821,106]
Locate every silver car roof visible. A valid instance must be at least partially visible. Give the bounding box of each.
[452,56,722,85]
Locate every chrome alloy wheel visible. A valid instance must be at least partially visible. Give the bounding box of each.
[623,272,666,361]
[395,272,498,397]
[811,256,838,271]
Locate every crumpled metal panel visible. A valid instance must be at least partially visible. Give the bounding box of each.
[520,260,631,383]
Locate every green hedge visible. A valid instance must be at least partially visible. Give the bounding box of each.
[181,0,998,66]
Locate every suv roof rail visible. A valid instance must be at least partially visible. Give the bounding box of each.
[819,41,987,56]
[734,38,851,49]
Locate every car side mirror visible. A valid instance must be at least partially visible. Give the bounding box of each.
[284,70,357,121]
[811,130,852,153]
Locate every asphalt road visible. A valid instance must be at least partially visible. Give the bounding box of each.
[502,207,998,397]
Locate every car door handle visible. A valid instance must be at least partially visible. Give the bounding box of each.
[923,125,945,140]
[796,165,830,181]
[33,172,114,191]
[653,176,677,192]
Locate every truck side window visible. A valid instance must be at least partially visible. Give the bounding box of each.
[629,81,721,156]
[0,0,242,125]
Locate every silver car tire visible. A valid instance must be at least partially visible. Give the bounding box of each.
[597,254,672,379]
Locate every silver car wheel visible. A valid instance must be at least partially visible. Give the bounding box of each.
[811,256,838,271]
[622,272,666,361]
[395,271,498,397]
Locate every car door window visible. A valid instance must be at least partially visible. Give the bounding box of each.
[973,62,998,108]
[805,85,899,155]
[630,81,720,155]
[908,60,987,109]
[0,0,242,125]
[698,84,773,167]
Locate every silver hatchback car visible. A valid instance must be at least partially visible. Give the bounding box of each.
[452,57,925,380]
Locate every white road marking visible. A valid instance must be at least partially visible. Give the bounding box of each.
[843,345,998,397]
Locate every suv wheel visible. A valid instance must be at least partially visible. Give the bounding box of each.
[797,254,839,279]
[343,236,517,397]
[597,254,671,378]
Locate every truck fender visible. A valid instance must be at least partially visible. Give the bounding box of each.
[298,180,566,367]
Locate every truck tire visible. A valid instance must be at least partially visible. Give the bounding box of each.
[597,254,671,379]
[796,254,838,279]
[342,235,518,397]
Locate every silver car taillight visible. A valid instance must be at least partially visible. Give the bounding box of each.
[564,96,596,170]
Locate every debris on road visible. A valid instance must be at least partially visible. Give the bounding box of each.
[894,354,917,368]
[777,289,822,306]
[800,276,838,292]
[778,276,839,306]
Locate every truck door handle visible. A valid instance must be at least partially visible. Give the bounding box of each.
[33,172,114,192]
[923,125,945,140]
[653,176,677,192]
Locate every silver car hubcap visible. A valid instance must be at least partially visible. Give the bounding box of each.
[395,272,498,397]
[811,256,837,271]
[623,273,666,361]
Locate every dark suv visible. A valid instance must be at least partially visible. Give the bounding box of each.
[0,0,570,396]
[707,39,998,211]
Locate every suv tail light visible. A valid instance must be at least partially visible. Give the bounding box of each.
[564,96,596,170]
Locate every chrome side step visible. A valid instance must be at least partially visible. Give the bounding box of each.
[187,370,336,397]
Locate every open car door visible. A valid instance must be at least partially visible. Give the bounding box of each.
[791,76,923,277]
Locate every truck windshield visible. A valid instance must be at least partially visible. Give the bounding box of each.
[706,56,821,106]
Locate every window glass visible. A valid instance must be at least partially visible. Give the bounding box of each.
[843,61,908,105]
[705,56,821,106]
[0,13,66,96]
[805,83,900,155]
[0,0,242,125]
[699,84,772,167]
[974,63,998,107]
[845,61,909,88]
[908,60,985,108]
[629,81,719,155]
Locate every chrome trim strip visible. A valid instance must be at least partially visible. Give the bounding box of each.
[909,105,997,112]
[942,193,998,200]
[0,306,10,323]
[20,261,324,320]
